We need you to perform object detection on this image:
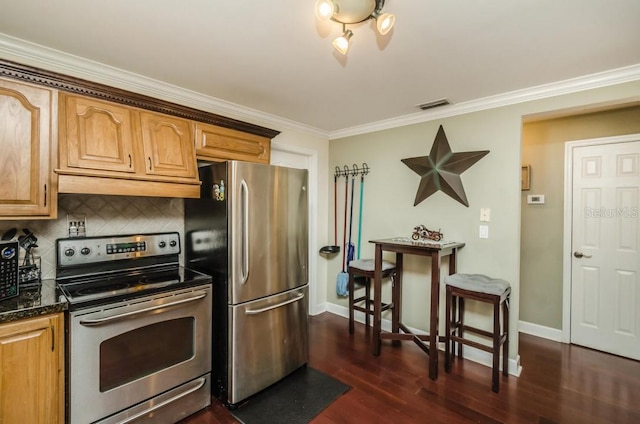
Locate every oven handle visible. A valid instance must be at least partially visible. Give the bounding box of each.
[245,292,305,315]
[79,292,208,326]
[115,376,207,424]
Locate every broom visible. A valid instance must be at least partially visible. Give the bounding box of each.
[336,168,350,296]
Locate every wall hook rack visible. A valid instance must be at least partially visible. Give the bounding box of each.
[334,163,370,178]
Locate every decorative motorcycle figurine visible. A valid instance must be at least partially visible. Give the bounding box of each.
[411,224,443,242]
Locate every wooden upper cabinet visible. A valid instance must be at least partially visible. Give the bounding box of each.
[58,94,200,196]
[2,60,280,200]
[0,78,56,219]
[60,94,136,174]
[195,122,271,164]
[139,111,197,179]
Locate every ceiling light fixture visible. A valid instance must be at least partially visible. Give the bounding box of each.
[315,0,396,55]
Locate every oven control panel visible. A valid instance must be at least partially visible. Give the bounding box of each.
[57,232,181,267]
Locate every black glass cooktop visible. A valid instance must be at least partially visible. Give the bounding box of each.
[57,266,212,310]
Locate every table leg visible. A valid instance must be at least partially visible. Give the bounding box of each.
[429,251,441,380]
[372,244,383,355]
[449,248,457,275]
[391,253,403,346]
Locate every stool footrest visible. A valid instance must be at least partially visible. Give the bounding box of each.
[451,336,494,353]
[456,325,496,340]
[353,304,393,314]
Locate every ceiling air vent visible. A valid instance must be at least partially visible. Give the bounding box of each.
[417,98,450,110]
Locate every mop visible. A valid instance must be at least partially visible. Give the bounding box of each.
[336,169,350,296]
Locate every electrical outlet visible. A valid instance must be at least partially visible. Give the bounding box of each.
[480,208,491,222]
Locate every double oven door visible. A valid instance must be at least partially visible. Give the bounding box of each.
[68,284,212,424]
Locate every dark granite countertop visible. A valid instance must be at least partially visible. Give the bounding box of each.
[0,279,68,324]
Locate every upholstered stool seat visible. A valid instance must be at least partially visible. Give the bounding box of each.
[348,259,396,334]
[444,273,511,393]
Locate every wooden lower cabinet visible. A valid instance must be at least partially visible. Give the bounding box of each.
[0,313,64,424]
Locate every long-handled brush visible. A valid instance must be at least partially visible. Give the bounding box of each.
[336,167,350,296]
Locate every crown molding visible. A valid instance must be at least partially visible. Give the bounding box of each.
[329,63,640,139]
[0,33,328,139]
[3,33,638,141]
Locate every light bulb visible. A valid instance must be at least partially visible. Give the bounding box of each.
[315,0,335,20]
[376,12,395,35]
[332,30,353,55]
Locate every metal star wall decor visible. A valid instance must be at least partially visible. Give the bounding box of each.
[401,125,489,207]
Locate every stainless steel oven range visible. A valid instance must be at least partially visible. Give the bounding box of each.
[56,232,213,424]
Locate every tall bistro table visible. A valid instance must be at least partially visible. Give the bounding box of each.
[370,238,465,380]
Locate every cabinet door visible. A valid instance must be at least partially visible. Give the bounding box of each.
[195,122,271,164]
[0,79,53,217]
[60,94,137,174]
[139,111,197,179]
[0,314,63,424]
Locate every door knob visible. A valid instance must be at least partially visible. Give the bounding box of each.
[573,251,592,259]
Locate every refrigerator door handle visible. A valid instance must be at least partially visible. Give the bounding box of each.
[241,179,250,284]
[244,293,305,315]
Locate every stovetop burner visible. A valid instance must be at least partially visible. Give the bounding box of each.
[56,233,212,310]
[75,282,130,296]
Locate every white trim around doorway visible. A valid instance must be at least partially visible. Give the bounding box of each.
[271,141,321,316]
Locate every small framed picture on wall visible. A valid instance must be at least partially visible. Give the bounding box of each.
[521,165,531,191]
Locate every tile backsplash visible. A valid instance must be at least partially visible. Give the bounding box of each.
[0,194,185,279]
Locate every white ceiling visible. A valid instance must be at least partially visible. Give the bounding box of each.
[1,0,639,134]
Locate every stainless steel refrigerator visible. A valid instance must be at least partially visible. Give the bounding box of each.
[184,160,309,407]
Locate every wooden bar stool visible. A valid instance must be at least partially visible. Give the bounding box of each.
[348,259,396,334]
[444,273,510,393]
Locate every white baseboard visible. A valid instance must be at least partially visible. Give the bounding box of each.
[518,320,563,342]
[309,301,328,316]
[325,305,521,377]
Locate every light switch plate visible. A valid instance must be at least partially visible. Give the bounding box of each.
[479,225,489,239]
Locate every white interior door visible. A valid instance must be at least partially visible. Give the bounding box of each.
[569,137,640,359]
[271,144,320,315]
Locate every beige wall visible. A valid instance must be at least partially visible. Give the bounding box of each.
[326,80,640,359]
[520,105,640,329]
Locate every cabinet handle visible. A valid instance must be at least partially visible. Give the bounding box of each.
[148,157,152,171]
[51,326,55,351]
[128,154,132,168]
[44,184,47,207]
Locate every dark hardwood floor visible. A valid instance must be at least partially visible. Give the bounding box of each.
[182,312,640,423]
